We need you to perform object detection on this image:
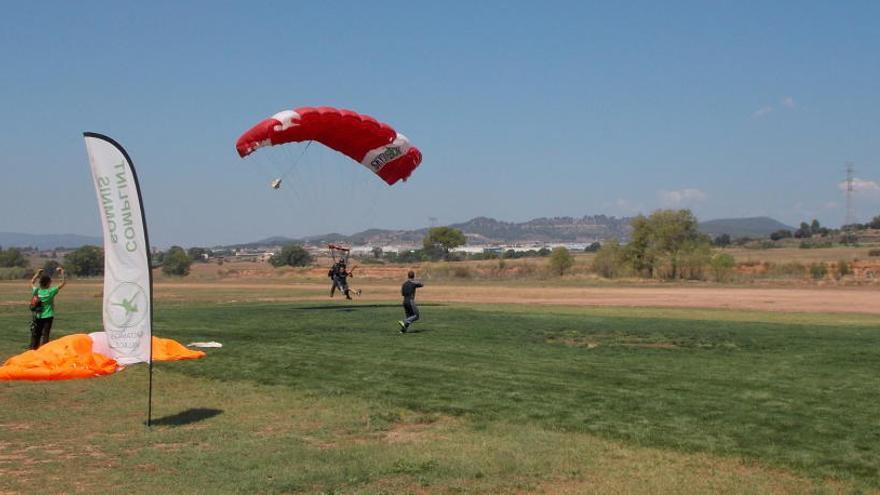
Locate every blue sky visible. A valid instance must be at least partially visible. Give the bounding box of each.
[1,1,878,246]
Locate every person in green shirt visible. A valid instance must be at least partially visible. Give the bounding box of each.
[29,267,66,350]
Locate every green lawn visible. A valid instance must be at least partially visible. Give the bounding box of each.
[1,288,878,493]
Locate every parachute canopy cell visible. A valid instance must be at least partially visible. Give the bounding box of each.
[236,106,422,185]
[0,333,206,381]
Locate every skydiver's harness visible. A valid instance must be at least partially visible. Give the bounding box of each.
[328,245,362,298]
[328,245,350,285]
[29,292,43,314]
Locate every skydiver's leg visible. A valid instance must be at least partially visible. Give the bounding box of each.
[29,317,41,350]
[399,300,412,333]
[403,300,419,327]
[40,317,53,346]
[332,276,345,297]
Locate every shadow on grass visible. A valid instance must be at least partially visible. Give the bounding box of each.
[297,303,446,312]
[148,408,223,426]
[402,327,432,334]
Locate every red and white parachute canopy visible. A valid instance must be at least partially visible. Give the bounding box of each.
[236,106,422,185]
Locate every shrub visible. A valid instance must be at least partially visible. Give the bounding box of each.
[64,245,104,277]
[768,262,806,278]
[0,267,30,280]
[453,265,472,278]
[677,242,712,280]
[757,240,780,249]
[710,253,736,282]
[836,260,851,279]
[421,262,474,280]
[269,245,312,268]
[868,249,880,257]
[162,246,193,276]
[713,234,731,247]
[799,240,833,249]
[770,230,793,241]
[810,262,828,280]
[592,241,626,278]
[548,247,574,276]
[0,247,29,268]
[42,260,61,276]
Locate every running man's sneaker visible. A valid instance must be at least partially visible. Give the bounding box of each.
[356,289,362,296]
[397,321,407,333]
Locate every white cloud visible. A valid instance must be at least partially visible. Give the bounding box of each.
[658,188,708,207]
[838,178,880,196]
[752,106,774,118]
[823,201,839,209]
[752,97,795,118]
[609,198,643,215]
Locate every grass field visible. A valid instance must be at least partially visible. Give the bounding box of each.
[1,281,879,494]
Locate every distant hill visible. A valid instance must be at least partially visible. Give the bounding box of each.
[234,215,796,248]
[698,217,795,238]
[0,232,102,250]
[233,215,633,248]
[449,215,631,244]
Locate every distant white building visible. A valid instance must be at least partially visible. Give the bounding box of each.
[349,246,374,256]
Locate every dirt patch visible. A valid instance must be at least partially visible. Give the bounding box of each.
[355,477,434,495]
[0,423,31,432]
[620,342,678,349]
[383,416,457,445]
[547,337,678,350]
[546,337,600,349]
[418,286,880,315]
[303,415,459,450]
[151,443,189,451]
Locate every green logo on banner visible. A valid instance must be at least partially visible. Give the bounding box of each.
[106,282,147,328]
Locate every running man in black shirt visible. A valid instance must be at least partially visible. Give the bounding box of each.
[398,270,423,333]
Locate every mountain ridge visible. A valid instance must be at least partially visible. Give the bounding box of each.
[238,215,796,248]
[697,217,796,238]
[2,216,798,251]
[0,232,103,250]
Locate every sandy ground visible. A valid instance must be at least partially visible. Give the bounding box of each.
[157,282,880,315]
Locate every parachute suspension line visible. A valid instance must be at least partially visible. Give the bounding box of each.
[279,140,313,183]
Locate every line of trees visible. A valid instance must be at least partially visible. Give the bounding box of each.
[842,215,880,231]
[592,209,735,281]
[1,244,201,278]
[0,247,28,268]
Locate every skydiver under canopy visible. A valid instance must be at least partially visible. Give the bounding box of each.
[328,245,361,300]
[329,260,361,299]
